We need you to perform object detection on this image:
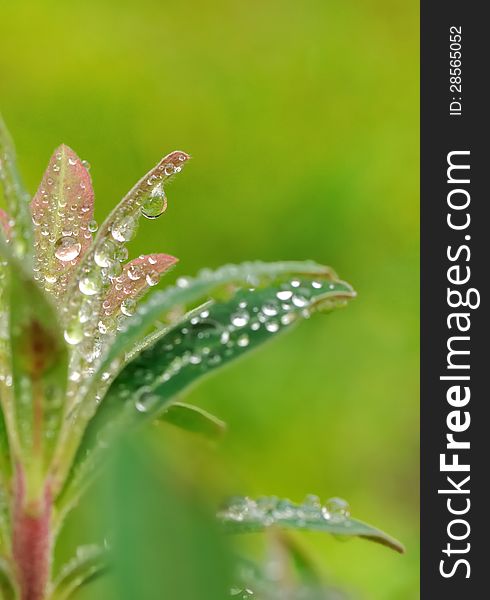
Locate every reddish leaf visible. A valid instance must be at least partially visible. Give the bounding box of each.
[31,145,94,299]
[101,253,178,318]
[0,208,11,239]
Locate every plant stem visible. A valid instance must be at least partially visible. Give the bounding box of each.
[12,468,52,600]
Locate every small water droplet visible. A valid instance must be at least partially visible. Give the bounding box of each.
[124,266,140,284]
[262,302,279,316]
[176,277,190,288]
[88,220,98,233]
[265,321,279,333]
[237,334,249,347]
[292,295,308,308]
[54,236,81,262]
[146,270,160,286]
[121,298,136,317]
[231,310,250,328]
[134,389,159,413]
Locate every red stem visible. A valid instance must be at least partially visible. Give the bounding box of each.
[12,468,52,600]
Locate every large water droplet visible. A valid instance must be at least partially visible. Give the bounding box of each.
[79,273,101,296]
[111,216,137,243]
[54,236,81,262]
[94,240,116,268]
[141,183,167,219]
[64,323,83,345]
[324,497,350,522]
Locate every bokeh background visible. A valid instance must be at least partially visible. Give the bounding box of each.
[1,1,419,598]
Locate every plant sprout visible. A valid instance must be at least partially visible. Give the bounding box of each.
[0,114,402,600]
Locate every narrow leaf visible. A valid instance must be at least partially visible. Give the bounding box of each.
[219,496,405,554]
[0,237,68,478]
[156,402,227,441]
[83,271,353,447]
[98,261,348,379]
[55,268,354,513]
[0,113,33,257]
[98,253,178,331]
[30,145,94,299]
[50,545,109,600]
[64,151,189,343]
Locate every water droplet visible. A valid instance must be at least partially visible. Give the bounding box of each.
[88,220,98,233]
[276,290,293,301]
[262,302,279,316]
[146,270,160,286]
[292,295,308,308]
[54,236,81,262]
[111,216,137,243]
[237,334,249,347]
[312,281,322,289]
[176,277,190,288]
[81,159,91,169]
[94,240,116,268]
[121,298,136,316]
[141,184,167,219]
[115,246,129,262]
[64,323,83,345]
[324,497,350,522]
[265,321,279,333]
[134,389,159,413]
[79,273,100,296]
[127,264,142,281]
[231,310,250,328]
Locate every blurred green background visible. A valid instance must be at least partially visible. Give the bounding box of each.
[1,0,418,598]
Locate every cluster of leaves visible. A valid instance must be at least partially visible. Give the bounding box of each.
[0,113,402,600]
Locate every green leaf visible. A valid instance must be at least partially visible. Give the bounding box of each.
[55,266,353,516]
[106,435,234,600]
[156,402,226,441]
[0,113,33,258]
[82,269,353,454]
[0,238,68,490]
[0,558,16,600]
[98,261,345,377]
[219,496,405,554]
[50,545,109,600]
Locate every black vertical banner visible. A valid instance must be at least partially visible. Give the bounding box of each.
[421,2,488,597]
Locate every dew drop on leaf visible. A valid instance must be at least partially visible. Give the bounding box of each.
[120,298,136,317]
[79,273,100,296]
[54,236,81,262]
[64,322,83,345]
[88,219,98,233]
[145,270,160,287]
[324,497,351,522]
[231,310,249,328]
[141,184,167,219]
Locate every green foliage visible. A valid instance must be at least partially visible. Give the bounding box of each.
[0,114,402,599]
